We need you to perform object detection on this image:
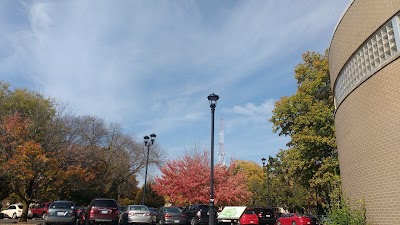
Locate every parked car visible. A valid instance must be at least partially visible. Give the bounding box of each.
[148,207,158,224]
[276,213,314,225]
[155,206,186,225]
[85,198,119,225]
[118,206,128,216]
[119,205,152,225]
[316,215,330,225]
[43,200,77,225]
[182,204,217,225]
[0,203,33,219]
[239,210,258,225]
[77,207,86,225]
[31,202,52,219]
[247,208,275,225]
[305,214,319,225]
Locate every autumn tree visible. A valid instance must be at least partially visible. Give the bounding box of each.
[0,81,164,212]
[0,83,64,221]
[234,160,264,206]
[70,115,163,201]
[0,93,91,221]
[269,51,339,213]
[153,148,251,206]
[0,112,53,221]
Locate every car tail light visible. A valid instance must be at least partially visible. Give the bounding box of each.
[129,212,135,216]
[257,213,262,217]
[90,208,95,218]
[181,214,187,218]
[164,213,172,218]
[144,213,150,216]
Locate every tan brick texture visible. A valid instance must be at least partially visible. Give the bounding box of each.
[330,1,400,224]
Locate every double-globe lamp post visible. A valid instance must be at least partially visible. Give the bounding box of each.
[208,93,219,225]
[142,133,156,205]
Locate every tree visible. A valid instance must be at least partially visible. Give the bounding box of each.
[269,50,340,213]
[0,112,53,221]
[71,116,163,200]
[135,181,165,207]
[0,81,164,212]
[233,160,264,206]
[153,148,251,206]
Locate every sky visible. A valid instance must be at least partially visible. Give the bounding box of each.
[0,0,350,175]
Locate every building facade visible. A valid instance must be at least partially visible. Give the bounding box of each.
[329,1,400,224]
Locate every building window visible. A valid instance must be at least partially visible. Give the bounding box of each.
[334,15,400,109]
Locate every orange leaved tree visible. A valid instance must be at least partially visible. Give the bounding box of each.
[153,149,251,206]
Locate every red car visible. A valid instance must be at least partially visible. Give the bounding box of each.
[31,202,52,219]
[276,213,314,225]
[239,210,259,225]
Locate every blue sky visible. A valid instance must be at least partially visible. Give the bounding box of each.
[0,0,349,172]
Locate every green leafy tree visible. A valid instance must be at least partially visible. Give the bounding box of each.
[269,51,340,213]
[234,160,264,206]
[135,181,165,207]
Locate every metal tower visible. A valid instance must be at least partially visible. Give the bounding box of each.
[218,118,226,166]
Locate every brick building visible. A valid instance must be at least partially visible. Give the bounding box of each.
[329,1,400,224]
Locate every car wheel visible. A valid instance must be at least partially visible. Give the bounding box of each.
[276,222,281,225]
[12,213,17,219]
[292,222,297,225]
[42,212,46,220]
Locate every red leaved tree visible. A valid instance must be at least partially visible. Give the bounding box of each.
[153,149,251,206]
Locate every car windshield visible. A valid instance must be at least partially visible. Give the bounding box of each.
[51,202,73,209]
[129,205,148,211]
[198,205,208,211]
[17,205,23,209]
[165,207,181,213]
[93,200,117,207]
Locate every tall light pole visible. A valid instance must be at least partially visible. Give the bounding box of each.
[142,133,156,205]
[208,93,219,225]
[261,157,271,208]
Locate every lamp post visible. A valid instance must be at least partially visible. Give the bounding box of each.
[142,133,156,205]
[261,157,271,208]
[208,93,219,225]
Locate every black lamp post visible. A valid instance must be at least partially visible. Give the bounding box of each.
[208,93,219,225]
[142,133,156,205]
[261,157,271,208]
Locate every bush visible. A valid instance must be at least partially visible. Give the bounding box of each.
[327,197,368,225]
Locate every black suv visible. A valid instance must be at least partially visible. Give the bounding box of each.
[182,204,217,225]
[248,207,275,225]
[85,198,119,225]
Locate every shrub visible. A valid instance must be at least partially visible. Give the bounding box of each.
[327,196,368,225]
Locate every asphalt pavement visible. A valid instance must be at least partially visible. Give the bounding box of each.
[0,218,42,225]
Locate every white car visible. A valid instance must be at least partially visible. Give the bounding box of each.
[0,204,33,219]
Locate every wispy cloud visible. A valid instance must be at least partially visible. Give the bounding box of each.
[0,0,349,163]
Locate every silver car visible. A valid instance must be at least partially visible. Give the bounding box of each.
[119,205,152,225]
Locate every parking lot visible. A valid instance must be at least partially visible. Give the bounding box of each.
[0,218,42,225]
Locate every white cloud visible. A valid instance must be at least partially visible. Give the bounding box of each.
[0,0,349,164]
[231,100,275,117]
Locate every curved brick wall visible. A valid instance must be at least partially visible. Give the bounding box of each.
[329,1,400,224]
